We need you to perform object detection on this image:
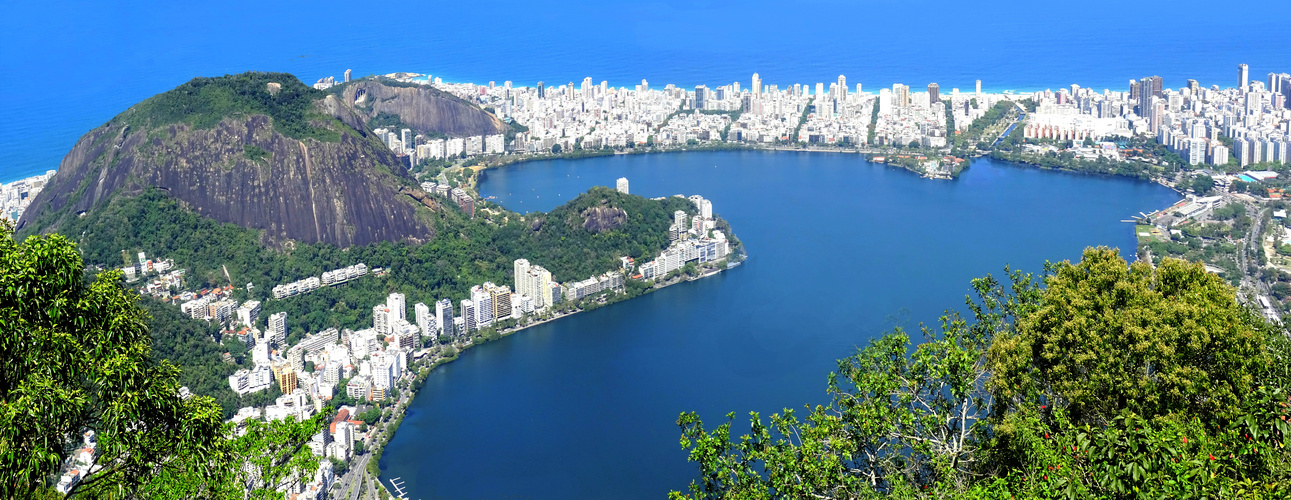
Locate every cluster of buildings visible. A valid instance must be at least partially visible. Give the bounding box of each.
[372,125,506,168]
[419,180,476,218]
[870,82,958,148]
[122,252,190,300]
[53,430,99,494]
[0,169,54,221]
[121,251,247,323]
[422,72,996,152]
[1021,65,1291,167]
[312,69,351,90]
[436,77,681,152]
[637,194,732,279]
[271,263,370,299]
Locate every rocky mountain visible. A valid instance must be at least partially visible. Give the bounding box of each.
[336,78,507,138]
[18,72,436,247]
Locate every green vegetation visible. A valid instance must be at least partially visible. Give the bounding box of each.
[671,248,1291,498]
[954,100,1017,151]
[792,98,813,143]
[990,149,1161,180]
[243,144,271,163]
[120,72,339,142]
[866,101,880,146]
[503,117,529,145]
[0,223,323,498]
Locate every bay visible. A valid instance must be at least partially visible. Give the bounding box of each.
[378,151,1181,498]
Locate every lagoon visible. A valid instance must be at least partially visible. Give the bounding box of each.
[378,151,1179,498]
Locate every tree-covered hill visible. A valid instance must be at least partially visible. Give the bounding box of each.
[120,72,336,141]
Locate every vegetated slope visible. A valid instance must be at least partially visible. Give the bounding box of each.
[335,78,507,138]
[18,72,432,247]
[58,186,699,415]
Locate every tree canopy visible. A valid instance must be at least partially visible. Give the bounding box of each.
[989,248,1267,427]
[0,222,226,497]
[0,223,324,498]
[672,248,1291,499]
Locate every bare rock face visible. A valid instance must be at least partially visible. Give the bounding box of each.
[20,95,433,248]
[339,80,507,137]
[581,205,626,233]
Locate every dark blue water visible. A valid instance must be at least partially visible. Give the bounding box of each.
[379,152,1180,498]
[4,0,1289,183]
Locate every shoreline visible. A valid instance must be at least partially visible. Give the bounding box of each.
[457,144,957,194]
[367,242,745,485]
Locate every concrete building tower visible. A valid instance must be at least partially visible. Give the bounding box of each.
[837,75,847,98]
[616,177,629,194]
[387,293,405,322]
[514,259,532,301]
[268,312,287,347]
[372,305,390,335]
[928,83,940,104]
[436,299,453,337]
[1239,64,1249,91]
[976,80,982,95]
[414,302,432,336]
[344,69,352,83]
[752,73,761,97]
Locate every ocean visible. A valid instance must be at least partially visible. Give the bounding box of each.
[2,0,1288,183]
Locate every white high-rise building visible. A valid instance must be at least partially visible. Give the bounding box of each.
[532,266,552,309]
[751,73,761,97]
[386,293,406,322]
[471,285,494,327]
[236,300,261,327]
[514,259,553,309]
[334,420,354,450]
[461,299,476,332]
[372,305,391,335]
[414,302,432,336]
[371,356,395,390]
[1188,139,1206,165]
[700,199,713,220]
[268,312,287,347]
[616,177,629,194]
[1212,144,1231,166]
[436,299,453,336]
[514,258,531,302]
